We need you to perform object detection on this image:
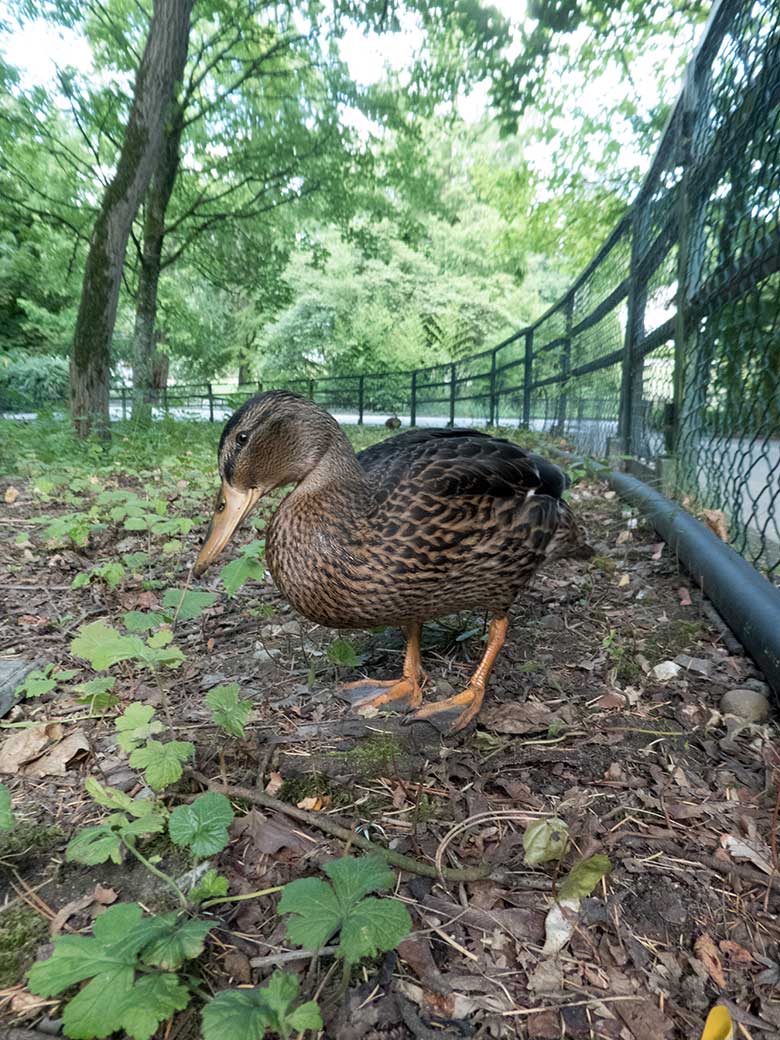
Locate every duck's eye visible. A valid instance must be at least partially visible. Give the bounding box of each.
[236,431,249,446]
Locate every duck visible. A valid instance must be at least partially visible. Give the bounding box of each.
[194,390,589,733]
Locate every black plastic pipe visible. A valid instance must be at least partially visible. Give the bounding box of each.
[608,471,780,700]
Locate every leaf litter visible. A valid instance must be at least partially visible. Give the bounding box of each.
[1,460,779,1039]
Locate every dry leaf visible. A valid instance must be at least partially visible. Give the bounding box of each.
[264,771,283,796]
[50,892,97,935]
[483,700,572,735]
[616,529,632,545]
[297,795,330,811]
[0,723,64,772]
[93,884,118,906]
[4,486,19,504]
[718,940,753,965]
[701,509,729,542]
[701,1006,733,1040]
[720,834,772,874]
[651,542,665,560]
[231,809,311,854]
[617,573,630,587]
[593,692,627,710]
[695,933,726,988]
[23,729,90,777]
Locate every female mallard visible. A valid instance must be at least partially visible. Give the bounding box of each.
[194,391,589,733]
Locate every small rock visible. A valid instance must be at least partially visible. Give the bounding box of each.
[720,688,770,723]
[652,660,682,682]
[280,620,302,635]
[674,654,712,677]
[539,614,565,631]
[253,646,280,663]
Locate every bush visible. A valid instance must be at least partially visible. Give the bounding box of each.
[0,353,69,410]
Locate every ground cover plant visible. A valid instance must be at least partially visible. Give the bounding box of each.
[1,417,778,1038]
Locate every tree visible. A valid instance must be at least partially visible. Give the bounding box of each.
[70,0,194,436]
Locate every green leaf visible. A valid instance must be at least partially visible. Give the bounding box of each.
[0,783,14,831]
[326,638,359,668]
[279,855,412,964]
[116,973,190,1040]
[557,854,612,903]
[168,792,234,856]
[116,704,164,753]
[189,869,229,904]
[74,676,119,712]
[66,821,124,865]
[138,913,213,970]
[339,897,412,965]
[85,777,136,814]
[17,669,57,698]
[219,556,264,597]
[129,740,194,791]
[522,818,570,865]
[206,683,252,738]
[161,588,217,622]
[325,853,395,907]
[287,1001,323,1033]
[123,611,164,633]
[71,621,145,671]
[202,971,321,1040]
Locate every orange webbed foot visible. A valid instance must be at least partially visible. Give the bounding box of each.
[341,676,424,711]
[405,684,485,734]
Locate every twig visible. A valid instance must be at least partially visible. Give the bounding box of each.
[250,946,340,969]
[189,771,495,882]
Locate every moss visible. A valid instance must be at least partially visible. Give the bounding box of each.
[278,774,356,810]
[645,619,704,658]
[0,821,65,862]
[330,734,404,776]
[0,905,49,987]
[591,555,617,573]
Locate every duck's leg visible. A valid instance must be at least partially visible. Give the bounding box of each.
[408,615,508,733]
[342,623,424,711]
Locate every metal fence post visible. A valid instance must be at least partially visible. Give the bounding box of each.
[121,386,126,420]
[618,215,641,461]
[308,379,314,401]
[358,375,365,425]
[489,349,497,426]
[410,370,417,427]
[557,294,573,434]
[522,330,533,427]
[257,381,263,394]
[207,383,214,422]
[449,363,456,427]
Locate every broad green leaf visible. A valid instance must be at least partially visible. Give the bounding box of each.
[557,854,612,903]
[219,556,264,596]
[0,783,14,831]
[326,638,359,668]
[523,817,570,865]
[71,621,145,671]
[206,683,252,738]
[116,704,164,753]
[261,970,322,1037]
[18,670,56,698]
[129,740,194,791]
[66,822,124,865]
[189,869,229,904]
[117,973,190,1040]
[85,777,136,814]
[338,896,412,965]
[325,853,395,908]
[74,676,119,712]
[168,792,234,856]
[123,611,164,633]
[162,588,217,621]
[278,877,342,951]
[147,629,174,648]
[62,967,135,1039]
[138,913,213,970]
[287,1001,323,1033]
[202,988,273,1040]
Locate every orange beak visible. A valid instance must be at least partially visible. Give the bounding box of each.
[193,481,263,576]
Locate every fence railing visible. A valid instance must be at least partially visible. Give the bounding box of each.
[2,0,778,577]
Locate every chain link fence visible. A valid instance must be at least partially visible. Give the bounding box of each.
[2,0,777,576]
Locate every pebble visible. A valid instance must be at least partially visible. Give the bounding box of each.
[720,687,771,723]
[652,660,682,682]
[539,614,565,631]
[253,647,280,663]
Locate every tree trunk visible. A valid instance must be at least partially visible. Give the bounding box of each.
[131,114,184,423]
[238,362,252,387]
[70,0,194,437]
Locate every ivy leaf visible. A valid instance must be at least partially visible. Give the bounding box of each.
[189,869,229,904]
[523,817,570,865]
[71,621,145,670]
[116,704,164,754]
[138,913,213,970]
[116,973,190,1040]
[168,792,233,856]
[279,855,411,964]
[557,854,612,903]
[129,740,194,792]
[0,783,15,831]
[206,683,252,738]
[162,588,217,622]
[219,555,264,597]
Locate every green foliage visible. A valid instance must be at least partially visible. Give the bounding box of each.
[168,793,234,857]
[278,854,412,965]
[0,783,14,831]
[206,683,252,738]
[558,854,612,902]
[189,869,229,904]
[128,740,194,792]
[15,663,76,699]
[523,818,570,865]
[27,903,196,1040]
[161,587,217,621]
[202,970,322,1040]
[72,561,126,590]
[115,704,164,753]
[326,638,360,669]
[71,620,184,672]
[219,540,265,597]
[0,352,69,407]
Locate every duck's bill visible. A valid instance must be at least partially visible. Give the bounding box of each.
[193,482,264,576]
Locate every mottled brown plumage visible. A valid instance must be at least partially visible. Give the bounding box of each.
[195,390,589,732]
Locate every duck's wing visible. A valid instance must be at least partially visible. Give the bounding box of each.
[357,428,488,473]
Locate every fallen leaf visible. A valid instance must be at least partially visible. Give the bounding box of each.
[527,957,565,994]
[223,950,252,984]
[19,614,49,626]
[616,529,632,545]
[264,771,283,796]
[11,990,52,1015]
[593,692,626,710]
[231,809,312,854]
[720,834,772,874]
[675,654,712,676]
[541,898,579,956]
[718,940,753,965]
[678,586,692,606]
[4,486,19,504]
[701,1006,733,1040]
[701,509,729,542]
[0,723,64,772]
[23,729,90,777]
[617,573,630,587]
[483,700,572,735]
[652,660,682,682]
[50,892,97,935]
[297,795,330,811]
[397,936,444,987]
[651,542,665,560]
[695,933,726,988]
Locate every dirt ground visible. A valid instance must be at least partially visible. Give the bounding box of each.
[1,452,779,1039]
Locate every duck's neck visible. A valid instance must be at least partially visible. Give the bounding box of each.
[287,426,368,507]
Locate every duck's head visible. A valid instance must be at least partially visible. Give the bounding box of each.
[193,390,341,576]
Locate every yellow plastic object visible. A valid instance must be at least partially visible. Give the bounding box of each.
[701,1006,734,1040]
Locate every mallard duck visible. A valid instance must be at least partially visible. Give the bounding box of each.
[194,391,589,733]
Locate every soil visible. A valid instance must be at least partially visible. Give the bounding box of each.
[1,453,779,1039]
